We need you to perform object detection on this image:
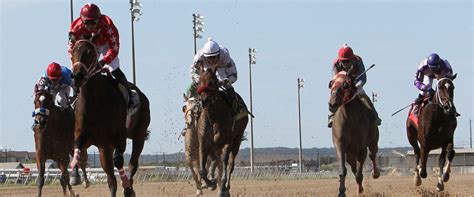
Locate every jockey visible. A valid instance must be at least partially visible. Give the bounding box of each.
[189,38,238,102]
[182,38,238,136]
[68,3,133,108]
[328,43,381,128]
[412,53,458,116]
[34,62,74,110]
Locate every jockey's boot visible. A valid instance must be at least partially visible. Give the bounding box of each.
[413,94,425,117]
[112,68,134,109]
[359,93,382,126]
[224,87,237,117]
[327,113,334,128]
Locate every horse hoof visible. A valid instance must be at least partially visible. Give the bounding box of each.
[337,192,346,197]
[357,185,364,193]
[414,176,422,186]
[83,180,90,189]
[123,187,135,197]
[218,190,230,197]
[372,169,380,179]
[442,173,450,182]
[436,182,444,192]
[196,189,203,196]
[420,171,427,179]
[70,175,81,186]
[209,182,217,191]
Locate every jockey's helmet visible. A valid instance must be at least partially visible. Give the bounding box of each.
[427,53,441,70]
[80,3,101,21]
[338,43,355,61]
[47,62,62,80]
[203,38,220,57]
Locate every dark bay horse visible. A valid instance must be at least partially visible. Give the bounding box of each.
[33,88,76,196]
[69,39,150,196]
[196,68,249,197]
[328,71,380,197]
[406,75,457,191]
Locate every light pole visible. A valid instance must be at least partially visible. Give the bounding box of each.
[154,152,159,165]
[192,13,204,55]
[297,77,305,173]
[248,48,257,173]
[130,0,142,85]
[372,92,378,104]
[470,119,472,148]
[69,0,74,23]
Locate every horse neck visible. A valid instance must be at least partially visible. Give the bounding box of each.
[204,94,231,119]
[335,96,363,119]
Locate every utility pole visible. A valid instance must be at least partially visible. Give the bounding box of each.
[470,119,472,148]
[297,77,305,173]
[248,48,257,173]
[372,92,378,104]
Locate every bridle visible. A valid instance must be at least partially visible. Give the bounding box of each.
[434,77,454,108]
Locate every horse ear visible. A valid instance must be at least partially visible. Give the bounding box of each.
[451,73,457,80]
[328,80,333,89]
[183,93,188,101]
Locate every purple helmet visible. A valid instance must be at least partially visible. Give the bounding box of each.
[427,53,441,70]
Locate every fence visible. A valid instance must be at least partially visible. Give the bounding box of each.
[0,167,338,186]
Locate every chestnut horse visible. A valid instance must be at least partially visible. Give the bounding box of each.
[69,39,150,196]
[33,88,77,196]
[406,75,457,191]
[328,71,380,197]
[183,95,222,196]
[196,68,249,197]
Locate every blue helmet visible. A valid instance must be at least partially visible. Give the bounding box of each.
[427,53,441,70]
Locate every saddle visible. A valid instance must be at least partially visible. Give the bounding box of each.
[219,91,250,121]
[408,97,429,127]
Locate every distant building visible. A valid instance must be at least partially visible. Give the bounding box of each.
[406,148,474,173]
[0,151,36,163]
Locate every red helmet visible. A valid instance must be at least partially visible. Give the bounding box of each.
[338,43,355,60]
[80,3,101,21]
[47,62,62,80]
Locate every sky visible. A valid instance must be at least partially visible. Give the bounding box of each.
[0,0,473,155]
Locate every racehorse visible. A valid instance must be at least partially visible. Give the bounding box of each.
[183,95,222,196]
[69,39,150,196]
[328,71,380,197]
[33,87,77,196]
[195,67,249,197]
[406,75,457,191]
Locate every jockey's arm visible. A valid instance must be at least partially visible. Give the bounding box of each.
[190,60,202,84]
[354,59,366,88]
[102,24,120,64]
[219,59,237,85]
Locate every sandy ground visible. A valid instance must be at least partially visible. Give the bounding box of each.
[1,174,474,197]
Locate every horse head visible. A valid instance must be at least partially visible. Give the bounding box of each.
[196,67,219,107]
[328,71,357,110]
[33,90,54,130]
[434,74,457,116]
[71,39,100,88]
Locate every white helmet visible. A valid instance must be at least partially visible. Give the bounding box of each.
[203,38,220,57]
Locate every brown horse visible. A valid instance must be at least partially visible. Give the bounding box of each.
[183,95,222,196]
[196,68,249,197]
[68,39,149,197]
[406,75,457,191]
[33,88,76,196]
[328,71,380,197]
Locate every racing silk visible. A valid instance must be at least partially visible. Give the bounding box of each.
[414,58,453,93]
[68,15,120,65]
[190,46,237,87]
[34,66,74,109]
[332,55,366,87]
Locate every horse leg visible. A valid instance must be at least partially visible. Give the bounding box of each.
[36,158,45,197]
[419,148,429,179]
[58,160,76,197]
[190,160,203,196]
[443,142,455,182]
[218,145,231,197]
[70,165,81,186]
[407,125,421,186]
[225,143,241,192]
[128,138,145,188]
[207,153,220,191]
[113,146,134,197]
[70,134,88,169]
[355,149,367,194]
[198,130,214,189]
[336,146,347,197]
[436,146,447,192]
[368,129,380,179]
[80,152,90,188]
[99,147,117,197]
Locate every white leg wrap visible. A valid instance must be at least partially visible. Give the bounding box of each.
[118,168,130,188]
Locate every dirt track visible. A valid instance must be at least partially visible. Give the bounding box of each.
[1,174,473,196]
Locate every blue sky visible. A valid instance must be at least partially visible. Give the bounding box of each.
[1,0,472,155]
